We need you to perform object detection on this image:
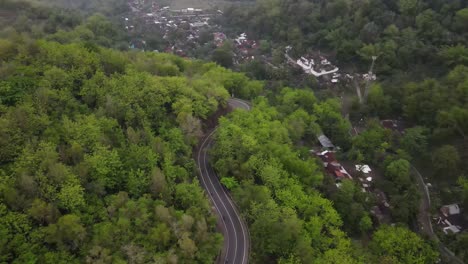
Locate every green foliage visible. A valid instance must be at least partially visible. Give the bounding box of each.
[403,79,445,126]
[313,99,352,149]
[394,64,468,147]
[0,203,35,262]
[400,126,429,158]
[459,177,468,213]
[432,145,461,178]
[454,8,468,32]
[439,45,468,67]
[201,65,262,99]
[220,0,467,73]
[359,215,372,234]
[220,177,239,190]
[57,182,85,212]
[446,232,468,263]
[28,199,60,225]
[370,225,438,263]
[329,179,373,236]
[212,42,233,68]
[212,98,364,263]
[84,146,122,191]
[366,84,391,117]
[436,106,468,139]
[0,39,17,61]
[398,0,420,16]
[379,159,420,224]
[276,87,317,115]
[350,122,392,164]
[0,0,128,50]
[385,159,411,186]
[2,0,463,259]
[45,214,86,250]
[0,39,245,262]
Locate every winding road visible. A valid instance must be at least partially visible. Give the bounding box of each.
[196,98,250,264]
[411,165,465,264]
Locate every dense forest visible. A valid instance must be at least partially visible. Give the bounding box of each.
[0,35,267,262]
[220,0,467,74]
[2,0,128,15]
[211,93,438,263]
[0,0,129,49]
[1,0,467,262]
[215,0,468,262]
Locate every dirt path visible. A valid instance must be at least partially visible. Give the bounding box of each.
[411,165,465,264]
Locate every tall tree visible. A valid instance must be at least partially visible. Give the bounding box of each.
[370,225,438,264]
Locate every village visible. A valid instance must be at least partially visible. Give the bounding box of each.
[123,0,376,87]
[312,119,467,242]
[124,0,262,63]
[125,0,220,55]
[312,130,392,226]
[124,0,467,252]
[285,45,377,86]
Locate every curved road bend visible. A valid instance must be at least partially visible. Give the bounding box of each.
[196,98,250,264]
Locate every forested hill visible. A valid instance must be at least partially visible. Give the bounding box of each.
[0,37,440,263]
[0,0,129,49]
[0,38,267,263]
[210,93,439,263]
[2,0,128,16]
[221,0,468,75]
[0,0,451,262]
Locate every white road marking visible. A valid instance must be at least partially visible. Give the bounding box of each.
[206,144,249,264]
[221,99,250,264]
[230,98,251,110]
[196,98,251,264]
[205,137,249,264]
[197,129,231,261]
[203,135,238,263]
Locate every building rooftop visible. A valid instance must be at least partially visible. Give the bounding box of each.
[356,164,372,174]
[315,150,336,164]
[441,204,461,217]
[443,225,461,234]
[317,134,335,149]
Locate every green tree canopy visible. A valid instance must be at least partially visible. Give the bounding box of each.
[370,225,438,264]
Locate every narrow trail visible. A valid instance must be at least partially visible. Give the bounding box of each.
[196,98,250,264]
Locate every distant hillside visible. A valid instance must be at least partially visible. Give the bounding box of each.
[14,0,129,15]
[0,0,129,50]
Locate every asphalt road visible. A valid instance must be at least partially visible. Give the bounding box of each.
[196,98,250,264]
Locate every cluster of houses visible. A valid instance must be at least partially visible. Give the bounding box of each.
[126,0,222,55]
[437,204,466,234]
[284,46,380,86]
[293,54,339,78]
[126,2,353,81]
[213,32,227,47]
[125,0,259,63]
[314,148,353,184]
[233,33,260,63]
[313,134,374,188]
[353,119,468,233]
[125,1,380,86]
[124,1,467,239]
[312,133,392,224]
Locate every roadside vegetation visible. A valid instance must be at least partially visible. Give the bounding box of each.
[0,0,467,263]
[0,36,267,262]
[211,88,439,263]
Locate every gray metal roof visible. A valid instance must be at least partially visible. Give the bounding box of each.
[317,134,334,148]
